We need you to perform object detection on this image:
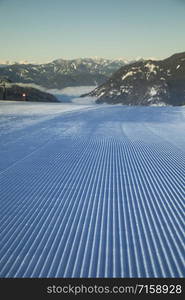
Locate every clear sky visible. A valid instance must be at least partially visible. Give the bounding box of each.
[0,0,185,63]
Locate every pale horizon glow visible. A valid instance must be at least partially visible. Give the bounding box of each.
[0,0,185,63]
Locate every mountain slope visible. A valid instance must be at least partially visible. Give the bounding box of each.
[0,58,128,89]
[87,52,185,106]
[0,84,58,102]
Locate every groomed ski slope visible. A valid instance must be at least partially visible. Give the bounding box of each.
[0,101,184,278]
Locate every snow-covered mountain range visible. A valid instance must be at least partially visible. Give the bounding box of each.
[0,58,129,89]
[86,52,185,106]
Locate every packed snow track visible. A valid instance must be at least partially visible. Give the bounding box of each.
[0,102,184,278]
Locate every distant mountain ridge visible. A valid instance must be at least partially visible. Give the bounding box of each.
[86,52,185,106]
[0,58,130,89]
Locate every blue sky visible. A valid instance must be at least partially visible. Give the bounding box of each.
[0,0,185,62]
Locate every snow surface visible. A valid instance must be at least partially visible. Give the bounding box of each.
[0,102,184,278]
[145,63,158,74]
[0,100,95,116]
[122,71,136,80]
[149,87,158,96]
[0,101,96,134]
